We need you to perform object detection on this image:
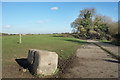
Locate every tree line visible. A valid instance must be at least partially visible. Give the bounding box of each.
[71,8,119,41]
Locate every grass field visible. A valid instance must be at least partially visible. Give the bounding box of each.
[2,34,87,65]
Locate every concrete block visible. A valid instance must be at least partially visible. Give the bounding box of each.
[27,49,36,64]
[27,49,58,75]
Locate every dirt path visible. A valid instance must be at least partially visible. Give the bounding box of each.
[2,63,34,78]
[60,41,119,78]
[86,40,119,56]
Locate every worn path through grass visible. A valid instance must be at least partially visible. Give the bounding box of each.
[87,40,119,57]
[60,40,119,78]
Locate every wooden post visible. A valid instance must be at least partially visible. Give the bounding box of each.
[19,33,21,44]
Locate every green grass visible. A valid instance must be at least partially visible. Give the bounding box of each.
[33,73,45,78]
[53,68,59,74]
[99,40,111,43]
[2,34,88,65]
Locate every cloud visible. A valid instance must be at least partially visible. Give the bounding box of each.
[37,20,43,23]
[37,19,50,24]
[44,19,50,23]
[51,7,58,10]
[5,25,11,28]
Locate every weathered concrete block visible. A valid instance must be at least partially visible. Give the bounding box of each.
[27,49,37,64]
[27,49,58,75]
